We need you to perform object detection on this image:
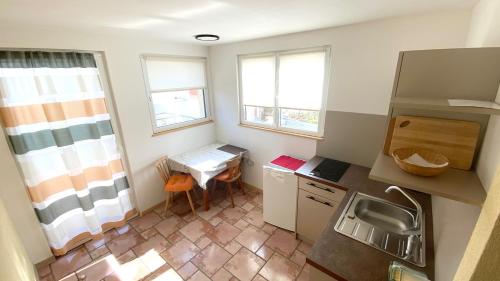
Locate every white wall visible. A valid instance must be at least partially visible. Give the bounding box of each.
[0,27,213,263]
[209,10,470,189]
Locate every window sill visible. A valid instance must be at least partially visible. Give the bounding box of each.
[152,120,214,137]
[239,123,324,140]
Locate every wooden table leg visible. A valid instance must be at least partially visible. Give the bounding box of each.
[203,189,210,211]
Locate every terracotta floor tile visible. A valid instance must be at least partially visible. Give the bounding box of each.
[261,223,277,235]
[258,254,301,281]
[290,250,306,267]
[212,268,234,281]
[142,264,182,281]
[161,238,200,269]
[139,249,167,272]
[195,236,212,249]
[256,246,273,261]
[243,209,265,228]
[180,219,214,242]
[107,230,145,256]
[155,215,183,238]
[296,263,311,281]
[141,227,159,240]
[252,275,268,281]
[50,247,92,280]
[192,243,231,276]
[242,202,255,212]
[89,245,110,260]
[233,194,249,206]
[224,248,265,281]
[129,212,162,232]
[39,274,55,281]
[117,250,136,264]
[234,219,250,230]
[265,229,299,257]
[297,241,312,255]
[85,229,119,251]
[178,262,198,279]
[206,221,241,246]
[209,216,223,226]
[224,240,242,255]
[58,273,78,281]
[218,199,231,209]
[167,231,185,244]
[132,235,170,257]
[37,264,51,277]
[188,270,211,281]
[116,224,133,235]
[252,194,263,207]
[117,257,150,280]
[236,226,270,252]
[196,205,223,221]
[183,212,198,222]
[75,255,120,281]
[218,207,246,224]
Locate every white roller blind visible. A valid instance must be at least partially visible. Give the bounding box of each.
[145,57,206,91]
[240,56,275,107]
[278,51,326,110]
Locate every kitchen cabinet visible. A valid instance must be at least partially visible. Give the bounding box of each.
[296,177,345,243]
[310,266,339,281]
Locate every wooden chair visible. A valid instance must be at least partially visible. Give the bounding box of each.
[212,155,244,208]
[155,156,196,216]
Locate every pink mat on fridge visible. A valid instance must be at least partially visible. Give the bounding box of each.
[270,155,306,171]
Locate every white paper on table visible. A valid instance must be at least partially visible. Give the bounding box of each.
[448,99,500,109]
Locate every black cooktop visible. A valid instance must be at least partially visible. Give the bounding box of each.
[309,158,350,182]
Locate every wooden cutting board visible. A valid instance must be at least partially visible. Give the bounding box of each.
[386,116,480,170]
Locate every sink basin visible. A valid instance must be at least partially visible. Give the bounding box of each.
[354,198,415,235]
[334,192,425,267]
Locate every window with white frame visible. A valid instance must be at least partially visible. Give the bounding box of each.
[238,47,330,137]
[141,55,210,133]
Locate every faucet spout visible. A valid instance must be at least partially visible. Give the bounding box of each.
[385,186,422,229]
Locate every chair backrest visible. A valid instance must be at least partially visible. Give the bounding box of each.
[155,156,171,184]
[225,155,242,180]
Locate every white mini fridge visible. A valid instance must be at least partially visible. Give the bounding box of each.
[263,157,304,232]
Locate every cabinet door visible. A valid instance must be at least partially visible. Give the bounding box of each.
[297,189,338,243]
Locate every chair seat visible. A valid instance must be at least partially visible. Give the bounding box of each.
[165,174,194,192]
[215,170,241,182]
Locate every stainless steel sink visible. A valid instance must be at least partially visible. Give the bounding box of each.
[334,192,425,267]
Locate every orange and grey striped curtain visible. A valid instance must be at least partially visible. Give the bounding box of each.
[0,51,135,256]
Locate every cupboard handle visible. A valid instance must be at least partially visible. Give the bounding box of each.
[306,195,332,207]
[307,182,335,193]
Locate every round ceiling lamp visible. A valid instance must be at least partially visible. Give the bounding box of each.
[194,34,220,41]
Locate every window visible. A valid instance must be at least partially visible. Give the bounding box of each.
[141,55,210,133]
[238,47,330,137]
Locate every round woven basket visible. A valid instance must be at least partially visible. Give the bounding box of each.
[392,147,449,177]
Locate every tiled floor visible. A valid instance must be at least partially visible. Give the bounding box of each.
[37,186,312,281]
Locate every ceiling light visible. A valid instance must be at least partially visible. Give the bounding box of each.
[194,34,220,41]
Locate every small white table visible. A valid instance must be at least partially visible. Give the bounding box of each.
[169,143,247,210]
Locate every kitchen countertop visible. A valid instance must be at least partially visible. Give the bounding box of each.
[295,156,435,281]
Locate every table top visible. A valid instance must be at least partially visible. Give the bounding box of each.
[168,143,247,187]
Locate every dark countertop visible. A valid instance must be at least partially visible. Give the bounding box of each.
[295,156,434,281]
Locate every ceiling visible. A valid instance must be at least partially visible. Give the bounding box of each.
[0,0,477,44]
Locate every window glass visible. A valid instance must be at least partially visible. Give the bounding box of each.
[143,56,209,132]
[238,48,329,136]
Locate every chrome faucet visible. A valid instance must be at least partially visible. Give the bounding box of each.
[385,186,422,229]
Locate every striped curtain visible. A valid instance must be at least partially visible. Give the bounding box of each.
[0,51,135,256]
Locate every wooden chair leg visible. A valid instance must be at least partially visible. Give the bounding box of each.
[227,182,235,208]
[186,190,196,216]
[238,177,245,195]
[164,191,170,214]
